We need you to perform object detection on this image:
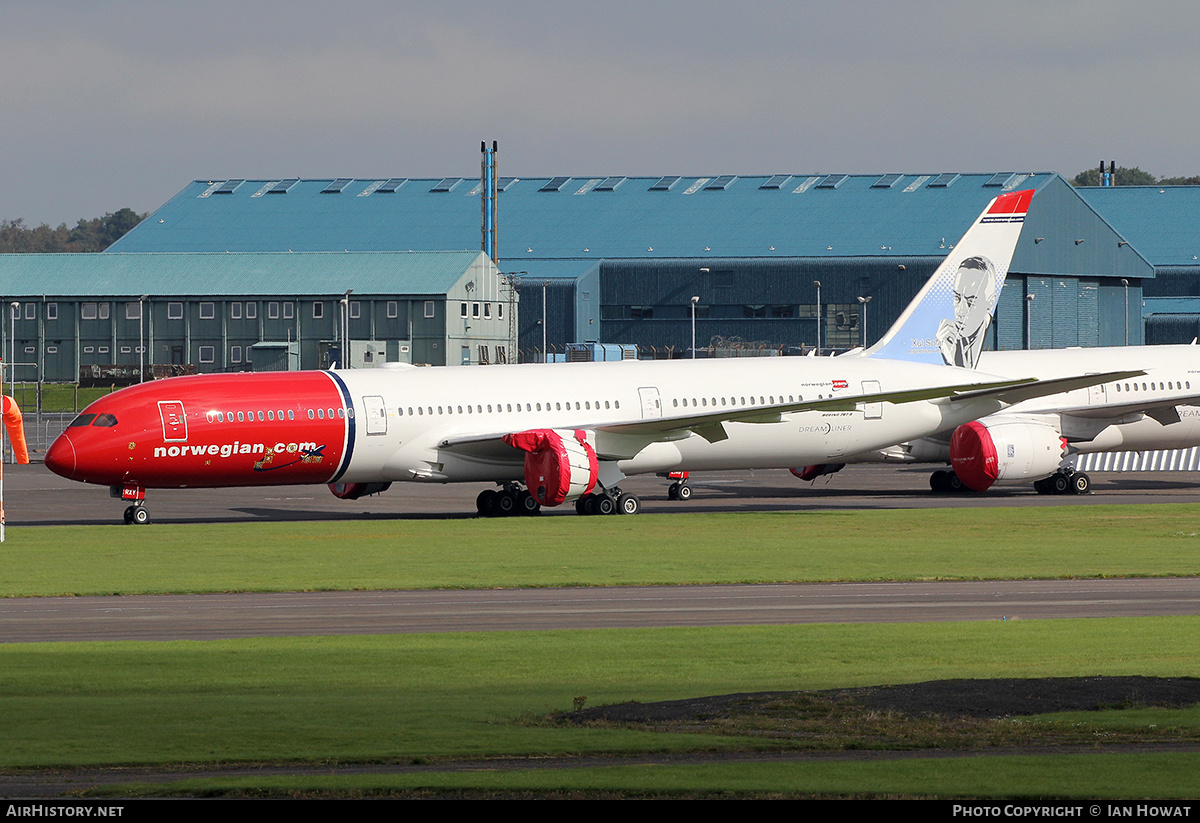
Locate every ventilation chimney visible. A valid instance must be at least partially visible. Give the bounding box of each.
[481,141,498,263]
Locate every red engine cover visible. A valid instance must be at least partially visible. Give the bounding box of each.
[949,421,1000,491]
[950,419,1067,492]
[503,429,598,507]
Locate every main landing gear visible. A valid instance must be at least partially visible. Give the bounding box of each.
[1033,469,1091,496]
[666,479,692,501]
[574,488,641,516]
[476,483,543,517]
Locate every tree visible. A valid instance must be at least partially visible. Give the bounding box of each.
[0,209,145,253]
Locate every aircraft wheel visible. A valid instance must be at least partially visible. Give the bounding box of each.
[132,506,149,525]
[930,470,949,493]
[595,495,616,516]
[1033,478,1052,495]
[667,483,679,501]
[946,472,965,493]
[575,497,590,515]
[477,489,499,516]
[517,490,541,515]
[617,493,641,515]
[1051,474,1071,495]
[676,483,692,501]
[1070,472,1091,495]
[123,506,135,524]
[495,491,517,516]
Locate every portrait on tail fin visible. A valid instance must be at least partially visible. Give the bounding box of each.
[936,255,1001,369]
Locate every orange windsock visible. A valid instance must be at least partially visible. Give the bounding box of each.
[2,396,29,465]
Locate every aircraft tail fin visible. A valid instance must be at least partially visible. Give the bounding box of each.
[862,188,1033,369]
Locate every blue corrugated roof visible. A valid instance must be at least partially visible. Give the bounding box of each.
[0,251,483,298]
[108,173,1057,260]
[1077,186,1200,267]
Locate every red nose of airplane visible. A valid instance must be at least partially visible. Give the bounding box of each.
[44,433,77,480]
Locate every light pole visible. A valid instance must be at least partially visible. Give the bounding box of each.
[813,280,822,356]
[542,281,549,363]
[8,302,17,402]
[1121,279,1129,345]
[1025,293,1035,349]
[340,289,353,368]
[856,295,871,349]
[690,296,699,358]
[138,294,149,382]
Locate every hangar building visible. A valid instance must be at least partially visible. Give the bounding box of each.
[3,167,1194,381]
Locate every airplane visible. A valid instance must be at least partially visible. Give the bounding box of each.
[43,189,1140,523]
[783,200,1200,496]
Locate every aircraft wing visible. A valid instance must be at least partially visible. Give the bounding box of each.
[1051,392,1200,424]
[947,370,1146,407]
[436,371,1142,462]
[434,374,1104,461]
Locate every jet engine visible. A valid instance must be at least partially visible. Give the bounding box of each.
[949,419,1066,492]
[503,428,598,506]
[328,482,393,500]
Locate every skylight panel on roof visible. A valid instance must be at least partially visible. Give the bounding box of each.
[430,178,462,192]
[872,174,903,189]
[212,180,245,195]
[377,178,407,193]
[926,173,960,188]
[815,174,847,189]
[983,172,1017,188]
[322,179,353,193]
[706,175,737,190]
[650,176,681,191]
[497,177,518,191]
[595,176,627,191]
[760,175,792,190]
[268,179,299,194]
[540,177,570,192]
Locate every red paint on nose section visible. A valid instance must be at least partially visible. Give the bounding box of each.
[949,421,999,492]
[44,433,77,479]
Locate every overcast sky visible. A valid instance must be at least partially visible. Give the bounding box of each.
[3,0,1198,226]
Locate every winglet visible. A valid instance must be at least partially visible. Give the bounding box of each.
[862,188,1034,369]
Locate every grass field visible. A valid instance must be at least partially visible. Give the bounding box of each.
[2,504,1200,596]
[3,506,1200,798]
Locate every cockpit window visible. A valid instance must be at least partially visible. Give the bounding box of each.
[69,413,96,427]
[92,413,118,427]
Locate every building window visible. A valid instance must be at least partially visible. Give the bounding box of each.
[246,302,256,319]
[47,345,58,354]
[472,302,480,318]
[46,303,57,321]
[168,302,183,320]
[120,346,131,354]
[498,303,504,319]
[313,302,324,319]
[268,302,279,319]
[24,303,35,320]
[459,302,467,318]
[387,301,398,319]
[283,302,294,319]
[231,303,242,319]
[126,302,141,320]
[231,346,242,363]
[200,302,215,319]
[484,303,491,319]
[82,303,97,320]
[199,346,215,363]
[425,301,436,318]
[349,301,361,319]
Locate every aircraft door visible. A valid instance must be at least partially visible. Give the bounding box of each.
[362,395,387,435]
[861,380,883,420]
[158,401,188,442]
[638,387,662,419]
[1087,378,1107,406]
